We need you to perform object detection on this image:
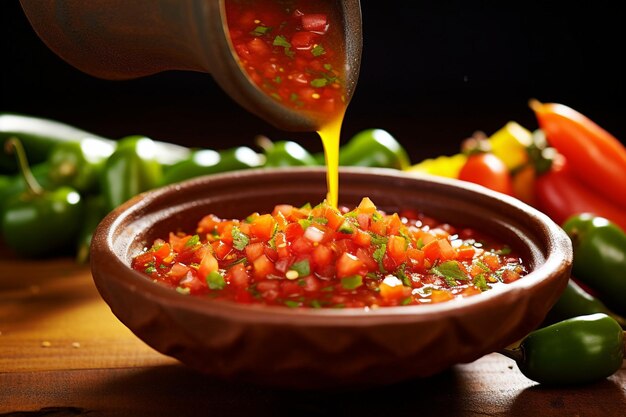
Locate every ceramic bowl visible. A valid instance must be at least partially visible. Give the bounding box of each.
[90,167,572,388]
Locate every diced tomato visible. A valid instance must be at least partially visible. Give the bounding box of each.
[379,276,410,301]
[291,236,314,254]
[336,252,363,278]
[198,251,218,279]
[301,14,328,33]
[211,241,232,260]
[168,263,191,281]
[257,280,280,301]
[352,228,371,247]
[324,207,344,231]
[456,245,476,261]
[152,241,171,261]
[197,214,221,234]
[285,222,304,242]
[273,204,293,217]
[459,286,482,297]
[387,235,408,264]
[274,232,290,258]
[312,244,333,269]
[430,289,455,303]
[369,217,387,235]
[406,248,425,269]
[355,247,377,271]
[502,269,521,284]
[227,263,249,288]
[482,253,501,270]
[357,197,376,214]
[423,238,456,262]
[252,254,275,279]
[281,281,304,297]
[386,213,403,237]
[302,275,321,292]
[247,37,271,56]
[132,251,154,269]
[291,31,318,50]
[245,242,265,261]
[356,213,370,230]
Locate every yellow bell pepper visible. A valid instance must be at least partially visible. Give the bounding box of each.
[406,153,467,178]
[488,121,532,171]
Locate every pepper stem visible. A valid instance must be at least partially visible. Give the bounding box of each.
[4,137,44,196]
[255,135,275,151]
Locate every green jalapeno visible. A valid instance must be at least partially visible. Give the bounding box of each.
[543,279,626,327]
[256,136,318,167]
[562,213,626,316]
[502,313,624,385]
[101,136,163,212]
[161,146,264,185]
[338,129,411,169]
[1,138,83,257]
[0,113,112,174]
[48,138,116,193]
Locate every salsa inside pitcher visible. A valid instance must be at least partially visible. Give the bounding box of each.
[224,0,349,207]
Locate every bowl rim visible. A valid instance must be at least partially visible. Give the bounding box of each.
[91,166,572,327]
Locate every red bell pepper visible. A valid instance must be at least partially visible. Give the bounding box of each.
[530,100,626,208]
[535,158,626,232]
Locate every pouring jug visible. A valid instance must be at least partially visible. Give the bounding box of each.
[19,0,362,131]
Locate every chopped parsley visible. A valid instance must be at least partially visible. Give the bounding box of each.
[310,78,328,88]
[284,300,300,308]
[289,259,311,277]
[311,44,326,56]
[430,261,467,287]
[185,234,200,248]
[373,243,387,272]
[231,226,249,251]
[395,265,412,287]
[250,25,271,37]
[273,35,291,48]
[473,274,489,291]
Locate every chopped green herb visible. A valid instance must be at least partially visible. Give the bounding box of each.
[372,211,383,222]
[373,243,387,272]
[298,219,312,230]
[415,237,424,249]
[185,234,200,248]
[250,25,271,36]
[310,78,328,88]
[285,300,300,308]
[321,286,334,292]
[297,278,306,287]
[475,260,491,272]
[395,265,412,287]
[159,264,167,270]
[206,271,226,290]
[310,300,322,309]
[430,261,467,287]
[289,259,311,277]
[338,219,354,234]
[273,35,291,47]
[401,297,413,306]
[312,217,328,225]
[333,303,346,309]
[300,202,312,210]
[311,44,326,56]
[231,226,249,251]
[284,47,295,58]
[341,275,363,290]
[366,272,378,279]
[473,274,489,291]
[323,63,333,70]
[145,266,157,274]
[270,92,282,101]
[176,287,190,295]
[368,232,388,246]
[273,76,282,84]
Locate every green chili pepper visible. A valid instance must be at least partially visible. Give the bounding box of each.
[0,113,112,174]
[543,279,626,327]
[256,136,318,167]
[48,138,116,193]
[161,147,264,185]
[101,136,163,212]
[0,113,191,174]
[1,138,83,257]
[562,213,626,316]
[75,195,107,264]
[338,129,411,169]
[502,314,624,385]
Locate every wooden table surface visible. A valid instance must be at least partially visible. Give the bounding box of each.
[1,256,625,417]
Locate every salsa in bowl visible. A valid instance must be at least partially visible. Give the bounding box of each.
[90,167,572,388]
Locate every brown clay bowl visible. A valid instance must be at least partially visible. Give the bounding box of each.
[90,167,572,388]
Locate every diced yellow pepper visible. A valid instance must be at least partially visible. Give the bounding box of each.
[405,153,467,178]
[488,121,532,171]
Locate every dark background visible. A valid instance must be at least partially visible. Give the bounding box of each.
[1,1,624,161]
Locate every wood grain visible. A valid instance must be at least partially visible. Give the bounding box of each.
[1,256,625,417]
